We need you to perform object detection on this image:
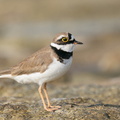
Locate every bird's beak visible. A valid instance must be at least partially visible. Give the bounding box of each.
[74,40,83,45]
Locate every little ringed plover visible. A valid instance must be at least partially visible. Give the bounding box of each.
[0,32,83,111]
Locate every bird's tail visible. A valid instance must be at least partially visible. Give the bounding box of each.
[0,69,12,79]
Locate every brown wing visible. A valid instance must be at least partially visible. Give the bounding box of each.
[0,69,11,75]
[11,46,53,75]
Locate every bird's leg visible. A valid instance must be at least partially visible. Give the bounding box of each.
[38,86,48,110]
[38,85,59,111]
[43,83,61,109]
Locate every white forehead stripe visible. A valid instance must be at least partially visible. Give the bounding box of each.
[70,34,74,40]
[57,35,65,40]
[56,34,74,41]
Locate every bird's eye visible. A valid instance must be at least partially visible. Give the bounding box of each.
[62,37,69,42]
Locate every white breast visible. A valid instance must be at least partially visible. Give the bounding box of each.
[13,57,72,85]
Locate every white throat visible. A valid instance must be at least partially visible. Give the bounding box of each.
[51,43,75,52]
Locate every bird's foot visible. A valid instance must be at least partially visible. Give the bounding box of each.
[49,105,61,109]
[45,107,60,111]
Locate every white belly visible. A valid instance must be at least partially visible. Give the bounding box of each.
[13,58,72,85]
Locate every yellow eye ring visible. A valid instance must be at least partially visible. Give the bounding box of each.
[62,37,69,42]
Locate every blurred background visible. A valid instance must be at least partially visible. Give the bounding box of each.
[0,0,120,88]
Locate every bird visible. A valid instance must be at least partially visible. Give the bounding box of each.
[0,32,83,111]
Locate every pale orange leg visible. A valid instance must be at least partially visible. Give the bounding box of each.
[38,86,48,111]
[38,85,60,111]
[43,83,61,109]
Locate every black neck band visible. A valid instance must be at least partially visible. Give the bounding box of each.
[50,45,73,60]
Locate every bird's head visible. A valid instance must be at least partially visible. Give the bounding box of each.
[51,32,83,52]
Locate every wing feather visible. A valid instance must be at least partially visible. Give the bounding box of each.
[11,47,53,75]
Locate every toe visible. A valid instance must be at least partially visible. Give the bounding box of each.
[45,107,59,111]
[48,105,61,109]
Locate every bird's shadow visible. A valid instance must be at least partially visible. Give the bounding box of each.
[57,96,120,109]
[87,103,120,108]
[61,101,120,108]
